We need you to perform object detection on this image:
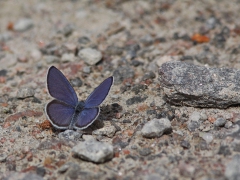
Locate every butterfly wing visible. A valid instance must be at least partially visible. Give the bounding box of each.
[84,76,114,108]
[74,107,100,129]
[45,99,75,129]
[47,66,78,107]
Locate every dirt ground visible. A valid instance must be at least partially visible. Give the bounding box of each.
[1,0,240,179]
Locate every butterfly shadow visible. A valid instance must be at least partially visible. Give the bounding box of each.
[80,103,123,134]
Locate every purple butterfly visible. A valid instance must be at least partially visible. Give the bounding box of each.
[45,66,114,130]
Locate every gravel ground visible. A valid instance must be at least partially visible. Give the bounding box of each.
[1,0,240,179]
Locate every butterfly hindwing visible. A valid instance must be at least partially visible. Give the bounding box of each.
[45,99,75,129]
[47,66,78,107]
[84,76,114,108]
[74,107,100,129]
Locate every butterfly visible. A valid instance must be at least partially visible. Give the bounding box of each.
[45,66,114,130]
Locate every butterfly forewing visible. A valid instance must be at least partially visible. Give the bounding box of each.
[74,107,100,129]
[46,100,75,129]
[47,66,78,107]
[84,76,114,108]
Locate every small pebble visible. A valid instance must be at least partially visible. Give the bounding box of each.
[199,132,214,144]
[72,140,113,163]
[218,145,231,156]
[43,55,60,64]
[138,147,151,156]
[61,53,75,63]
[0,153,7,162]
[126,95,147,105]
[225,121,233,129]
[189,111,201,122]
[14,18,34,32]
[92,122,116,138]
[78,48,102,65]
[187,121,199,132]
[17,87,35,99]
[142,71,156,80]
[214,118,227,127]
[141,118,172,138]
[58,130,82,140]
[181,140,191,149]
[70,77,83,87]
[82,66,91,73]
[78,36,91,44]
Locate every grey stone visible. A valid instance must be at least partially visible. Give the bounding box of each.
[78,48,102,65]
[187,121,199,132]
[72,140,113,163]
[58,130,82,140]
[70,77,83,87]
[189,111,201,122]
[158,61,240,108]
[225,121,233,129]
[61,53,75,63]
[14,18,34,32]
[0,153,7,162]
[214,118,227,127]
[43,55,60,64]
[17,87,35,99]
[141,118,172,138]
[105,46,123,55]
[225,154,240,180]
[82,66,91,73]
[92,122,116,138]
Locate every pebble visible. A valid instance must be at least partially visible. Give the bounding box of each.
[92,122,116,138]
[72,139,113,163]
[218,145,231,156]
[78,48,102,65]
[214,118,227,127]
[82,66,91,73]
[181,140,191,149]
[58,130,82,140]
[58,24,75,37]
[199,132,213,144]
[70,77,83,87]
[61,53,75,63]
[225,121,233,129]
[0,153,7,162]
[113,66,135,84]
[16,87,35,99]
[187,121,199,132]
[225,154,240,180]
[105,46,123,55]
[131,84,147,94]
[126,95,147,105]
[189,111,201,122]
[142,71,156,80]
[138,147,151,156]
[43,55,60,64]
[141,118,172,138]
[78,36,91,45]
[14,18,34,32]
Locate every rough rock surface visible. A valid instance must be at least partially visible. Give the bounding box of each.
[159,61,240,108]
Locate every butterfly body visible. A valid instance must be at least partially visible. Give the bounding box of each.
[45,66,113,130]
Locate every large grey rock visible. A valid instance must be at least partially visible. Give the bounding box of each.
[141,118,172,138]
[159,61,240,108]
[72,140,113,163]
